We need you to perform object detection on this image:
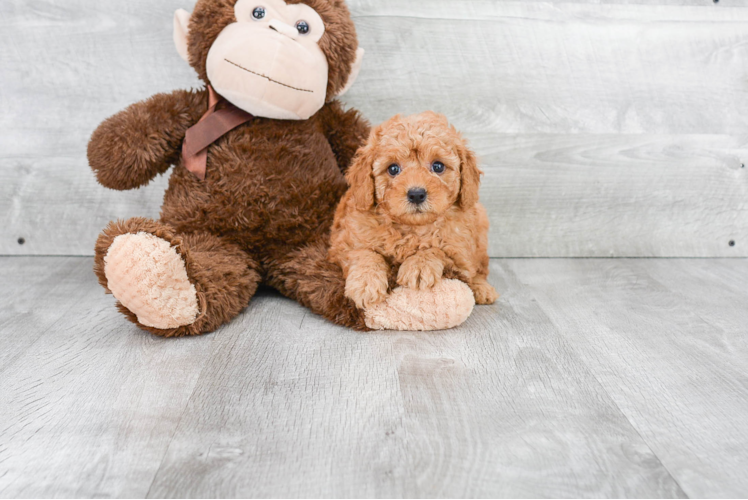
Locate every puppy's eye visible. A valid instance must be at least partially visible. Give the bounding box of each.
[387,164,401,177]
[252,7,266,20]
[296,20,310,34]
[431,161,446,174]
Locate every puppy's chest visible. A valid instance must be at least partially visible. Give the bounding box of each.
[383,226,449,263]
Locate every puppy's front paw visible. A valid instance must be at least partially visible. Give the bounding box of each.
[345,267,389,309]
[470,279,499,305]
[397,256,444,290]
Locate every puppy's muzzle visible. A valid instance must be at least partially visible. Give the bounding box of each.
[407,187,427,205]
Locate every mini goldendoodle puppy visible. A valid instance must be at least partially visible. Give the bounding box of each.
[329,111,499,311]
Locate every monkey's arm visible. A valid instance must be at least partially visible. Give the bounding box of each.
[88,89,207,190]
[318,100,371,175]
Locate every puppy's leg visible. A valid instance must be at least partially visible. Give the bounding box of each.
[397,248,447,290]
[95,218,261,337]
[343,250,390,309]
[469,277,500,305]
[468,207,499,305]
[467,253,499,305]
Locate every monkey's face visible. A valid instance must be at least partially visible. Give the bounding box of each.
[207,0,328,120]
[174,0,363,120]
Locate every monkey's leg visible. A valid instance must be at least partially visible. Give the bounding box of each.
[267,240,475,331]
[94,218,261,337]
[267,239,369,330]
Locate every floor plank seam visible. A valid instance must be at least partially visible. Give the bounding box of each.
[0,260,90,377]
[567,364,691,499]
[508,263,692,498]
[142,337,220,499]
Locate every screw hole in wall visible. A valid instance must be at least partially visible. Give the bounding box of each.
[729,240,736,247]
[17,237,25,245]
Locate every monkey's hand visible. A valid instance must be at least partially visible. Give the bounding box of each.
[88,89,207,190]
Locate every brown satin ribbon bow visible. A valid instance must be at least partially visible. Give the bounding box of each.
[181,85,254,181]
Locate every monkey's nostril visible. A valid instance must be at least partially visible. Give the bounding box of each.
[407,188,428,205]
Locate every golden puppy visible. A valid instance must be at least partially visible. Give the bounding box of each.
[329,112,499,310]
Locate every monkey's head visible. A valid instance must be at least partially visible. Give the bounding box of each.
[174,0,364,120]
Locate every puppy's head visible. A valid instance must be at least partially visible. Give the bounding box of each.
[346,111,482,225]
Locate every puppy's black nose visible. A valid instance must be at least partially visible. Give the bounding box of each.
[407,188,428,205]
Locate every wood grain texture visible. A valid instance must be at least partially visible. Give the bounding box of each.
[146,272,683,498]
[485,0,748,4]
[347,1,748,134]
[2,256,748,496]
[509,258,748,498]
[388,274,685,498]
[0,257,217,498]
[145,293,411,498]
[0,257,94,370]
[0,0,194,257]
[1,0,747,257]
[475,134,748,257]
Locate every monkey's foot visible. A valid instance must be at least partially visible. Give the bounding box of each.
[364,279,475,331]
[104,232,199,329]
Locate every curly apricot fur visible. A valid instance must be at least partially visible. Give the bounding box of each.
[330,112,498,306]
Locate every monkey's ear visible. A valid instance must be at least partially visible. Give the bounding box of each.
[173,9,192,63]
[336,48,365,98]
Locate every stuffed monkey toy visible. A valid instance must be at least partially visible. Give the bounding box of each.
[88,0,476,336]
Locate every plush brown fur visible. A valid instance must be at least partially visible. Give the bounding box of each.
[89,0,371,335]
[329,112,499,309]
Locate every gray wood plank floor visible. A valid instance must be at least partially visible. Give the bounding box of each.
[0,257,746,498]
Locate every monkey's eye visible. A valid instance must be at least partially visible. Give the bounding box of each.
[295,20,310,35]
[387,164,401,177]
[431,161,446,174]
[252,7,266,20]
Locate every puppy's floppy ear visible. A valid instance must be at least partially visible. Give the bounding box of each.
[346,136,378,211]
[458,141,483,209]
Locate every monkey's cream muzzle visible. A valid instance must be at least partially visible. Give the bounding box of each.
[174,0,363,121]
[206,22,328,120]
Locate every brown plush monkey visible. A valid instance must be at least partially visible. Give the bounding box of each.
[88,0,476,336]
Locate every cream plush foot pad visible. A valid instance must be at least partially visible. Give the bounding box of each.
[104,232,199,329]
[365,279,475,331]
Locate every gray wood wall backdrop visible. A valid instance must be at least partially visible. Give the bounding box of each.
[1,0,747,257]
